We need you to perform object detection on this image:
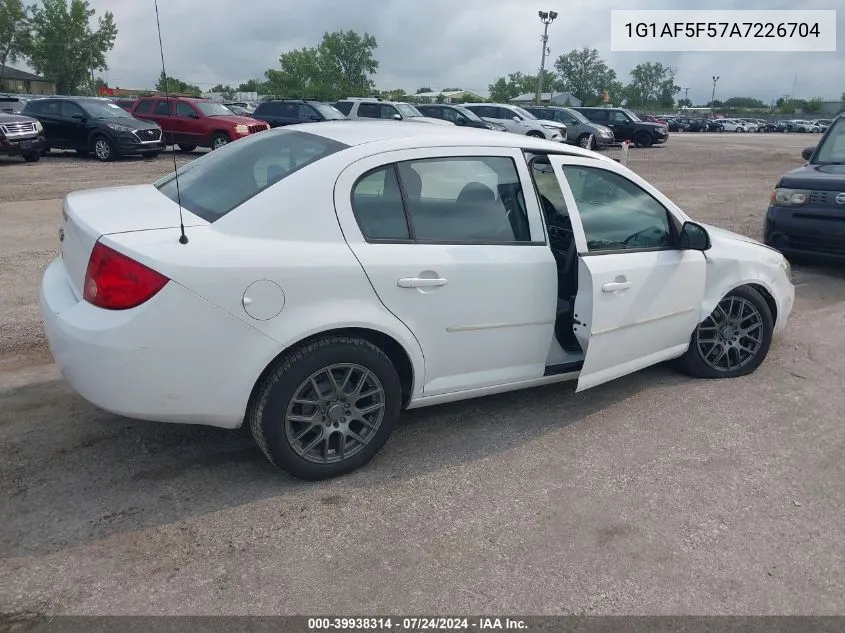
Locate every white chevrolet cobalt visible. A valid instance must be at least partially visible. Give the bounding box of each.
[40,121,795,480]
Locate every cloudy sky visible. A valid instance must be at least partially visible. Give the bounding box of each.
[74,0,842,104]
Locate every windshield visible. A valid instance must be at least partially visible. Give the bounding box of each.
[622,109,642,122]
[154,129,349,222]
[511,106,538,120]
[396,103,423,117]
[454,105,482,121]
[195,101,237,117]
[82,100,133,118]
[313,103,346,120]
[813,117,845,164]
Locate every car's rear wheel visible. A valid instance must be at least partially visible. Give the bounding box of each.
[578,133,595,150]
[210,133,230,150]
[249,335,402,480]
[92,135,115,161]
[676,286,774,379]
[634,132,653,148]
[177,144,196,152]
[22,151,41,162]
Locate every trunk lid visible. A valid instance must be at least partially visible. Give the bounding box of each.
[60,184,208,296]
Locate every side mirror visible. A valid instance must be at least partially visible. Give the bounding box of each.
[802,145,816,161]
[393,113,402,120]
[455,116,466,125]
[189,112,200,119]
[512,116,521,122]
[679,221,711,251]
[71,113,85,121]
[309,114,320,121]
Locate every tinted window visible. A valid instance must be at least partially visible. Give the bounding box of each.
[562,165,673,252]
[154,129,348,222]
[298,104,318,120]
[497,107,518,119]
[610,111,631,124]
[468,105,496,119]
[351,166,410,240]
[134,100,154,114]
[154,100,171,115]
[312,103,346,120]
[334,101,353,115]
[397,157,531,243]
[578,109,607,123]
[176,102,195,117]
[22,100,45,114]
[357,103,380,118]
[60,101,85,118]
[254,102,279,116]
[380,105,399,119]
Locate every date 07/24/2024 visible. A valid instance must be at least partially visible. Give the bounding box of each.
[624,22,821,39]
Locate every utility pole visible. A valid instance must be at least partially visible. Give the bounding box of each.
[535,11,558,105]
[711,76,720,116]
[683,87,690,103]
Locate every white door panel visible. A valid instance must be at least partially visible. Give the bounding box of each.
[546,155,708,391]
[334,146,558,397]
[573,250,705,391]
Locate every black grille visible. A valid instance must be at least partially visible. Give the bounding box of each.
[248,124,268,134]
[135,128,162,142]
[784,233,845,256]
[808,190,845,209]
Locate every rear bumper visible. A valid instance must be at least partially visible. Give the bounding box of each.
[39,257,279,428]
[0,133,45,155]
[764,205,845,261]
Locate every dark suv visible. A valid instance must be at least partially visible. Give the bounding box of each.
[573,107,669,147]
[23,96,165,161]
[0,111,46,161]
[252,99,346,127]
[764,114,845,261]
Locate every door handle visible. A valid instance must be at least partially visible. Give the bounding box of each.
[398,277,448,288]
[601,280,631,292]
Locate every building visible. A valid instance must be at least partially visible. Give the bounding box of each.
[819,100,845,116]
[0,67,55,95]
[508,92,582,107]
[413,90,483,104]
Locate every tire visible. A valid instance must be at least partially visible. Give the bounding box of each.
[249,335,402,481]
[41,146,50,156]
[634,132,653,148]
[177,144,196,153]
[210,133,230,150]
[578,133,595,150]
[91,135,115,162]
[22,151,41,163]
[676,285,774,380]
[526,130,545,138]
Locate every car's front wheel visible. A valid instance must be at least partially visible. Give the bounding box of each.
[677,286,774,379]
[578,133,596,150]
[22,151,41,162]
[210,133,230,150]
[249,335,402,480]
[92,135,115,161]
[634,132,653,148]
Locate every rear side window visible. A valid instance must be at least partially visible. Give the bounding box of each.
[334,101,353,115]
[351,166,410,240]
[154,129,349,222]
[154,100,171,115]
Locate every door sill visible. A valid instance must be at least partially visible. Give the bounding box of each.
[544,360,584,376]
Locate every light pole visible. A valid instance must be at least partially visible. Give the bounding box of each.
[682,86,690,107]
[535,10,558,105]
[710,75,719,116]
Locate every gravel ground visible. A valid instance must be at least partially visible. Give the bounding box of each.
[1,134,843,616]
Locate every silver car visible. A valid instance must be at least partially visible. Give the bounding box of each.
[524,105,614,150]
[463,103,565,142]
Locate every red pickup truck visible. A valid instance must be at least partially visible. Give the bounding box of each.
[130,96,269,152]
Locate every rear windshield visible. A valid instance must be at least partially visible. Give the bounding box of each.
[154,129,349,222]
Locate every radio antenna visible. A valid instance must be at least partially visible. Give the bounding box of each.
[153,0,188,244]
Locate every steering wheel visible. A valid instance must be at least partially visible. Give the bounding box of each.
[623,226,666,247]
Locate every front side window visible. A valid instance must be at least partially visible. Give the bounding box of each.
[154,100,171,115]
[380,105,400,119]
[61,102,85,118]
[357,103,380,118]
[134,100,154,114]
[176,102,195,117]
[562,165,673,252]
[611,111,631,124]
[154,129,349,222]
[334,101,353,115]
[395,103,421,118]
[195,101,234,117]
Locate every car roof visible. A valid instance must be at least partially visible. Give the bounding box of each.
[278,120,612,160]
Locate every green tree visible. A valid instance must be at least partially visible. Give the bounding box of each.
[488,70,558,103]
[722,96,766,109]
[624,62,679,109]
[28,0,116,95]
[237,79,262,93]
[677,97,692,108]
[155,71,201,96]
[806,97,823,114]
[415,86,432,94]
[0,0,34,88]
[553,47,618,104]
[210,83,236,99]
[264,46,321,97]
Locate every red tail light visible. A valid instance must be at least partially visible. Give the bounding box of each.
[83,241,169,310]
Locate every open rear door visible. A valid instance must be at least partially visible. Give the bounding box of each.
[546,155,707,392]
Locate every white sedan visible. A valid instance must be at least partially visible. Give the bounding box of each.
[40,122,795,480]
[720,119,748,132]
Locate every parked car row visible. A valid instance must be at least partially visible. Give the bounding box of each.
[648,113,832,134]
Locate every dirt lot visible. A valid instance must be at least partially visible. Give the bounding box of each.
[1,135,844,616]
